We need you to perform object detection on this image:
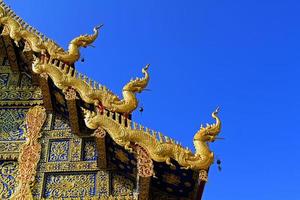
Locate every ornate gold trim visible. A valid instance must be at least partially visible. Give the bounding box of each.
[83,108,221,170]
[135,144,153,177]
[39,72,49,80]
[0,2,100,64]
[1,1,149,113]
[32,56,149,113]
[11,106,47,200]
[0,141,24,160]
[199,169,208,182]
[134,144,152,200]
[76,195,135,200]
[94,127,107,168]
[0,86,43,106]
[39,161,98,173]
[93,127,107,138]
[63,87,81,134]
[63,87,77,100]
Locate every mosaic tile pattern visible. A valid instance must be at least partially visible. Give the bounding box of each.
[0,109,27,141]
[0,161,18,199]
[44,173,97,198]
[48,140,70,162]
[0,73,9,87]
[82,139,97,161]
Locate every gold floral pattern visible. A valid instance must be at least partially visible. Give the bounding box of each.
[0,86,43,106]
[135,144,153,177]
[199,169,208,182]
[112,174,134,196]
[0,161,18,199]
[44,173,97,198]
[83,140,97,161]
[0,142,23,160]
[53,115,70,130]
[11,106,46,200]
[48,140,69,162]
[0,109,27,141]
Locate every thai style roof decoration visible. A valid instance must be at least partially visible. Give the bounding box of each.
[0,1,222,199]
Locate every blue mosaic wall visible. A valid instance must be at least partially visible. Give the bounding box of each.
[0,109,27,141]
[0,161,18,199]
[0,73,9,87]
[82,139,98,161]
[48,140,70,162]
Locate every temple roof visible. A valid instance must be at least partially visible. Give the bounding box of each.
[0,1,222,197]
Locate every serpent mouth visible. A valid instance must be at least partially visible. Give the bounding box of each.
[206,132,224,142]
[82,41,88,47]
[202,128,220,142]
[207,135,216,142]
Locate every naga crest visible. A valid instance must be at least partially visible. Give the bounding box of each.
[0,1,103,64]
[123,64,150,93]
[51,25,102,63]
[194,108,221,143]
[70,25,102,47]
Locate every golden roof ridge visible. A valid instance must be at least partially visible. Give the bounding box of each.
[82,107,222,171]
[32,55,150,113]
[1,1,223,172]
[0,1,60,49]
[0,1,100,64]
[1,1,150,114]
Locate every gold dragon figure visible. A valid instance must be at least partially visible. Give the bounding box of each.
[32,55,149,114]
[0,2,100,64]
[82,107,221,170]
[48,25,101,63]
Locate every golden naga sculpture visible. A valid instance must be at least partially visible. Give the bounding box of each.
[32,55,150,114]
[0,2,100,64]
[82,107,221,170]
[1,1,149,113]
[49,25,101,63]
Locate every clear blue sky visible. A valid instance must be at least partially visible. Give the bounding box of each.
[5,0,300,199]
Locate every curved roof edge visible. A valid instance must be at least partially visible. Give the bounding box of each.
[1,0,222,172]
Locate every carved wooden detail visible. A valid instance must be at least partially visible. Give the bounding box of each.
[93,127,107,169]
[11,106,47,200]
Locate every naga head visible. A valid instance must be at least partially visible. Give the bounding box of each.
[194,108,221,143]
[70,25,102,48]
[123,64,150,93]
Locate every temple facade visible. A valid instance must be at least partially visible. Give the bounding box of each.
[0,1,221,199]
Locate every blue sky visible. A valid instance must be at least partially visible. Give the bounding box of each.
[5,0,300,199]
